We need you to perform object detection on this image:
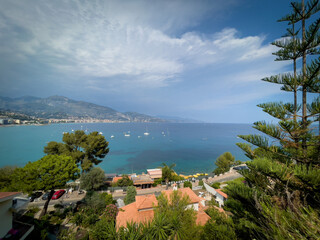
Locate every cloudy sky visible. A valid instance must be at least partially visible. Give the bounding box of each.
[0,0,299,123]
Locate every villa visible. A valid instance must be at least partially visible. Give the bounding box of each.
[116,188,212,228]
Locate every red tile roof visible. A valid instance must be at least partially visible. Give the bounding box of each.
[117,188,211,228]
[162,187,203,204]
[116,196,155,228]
[0,192,20,202]
[136,195,157,210]
[113,176,131,183]
[216,189,228,199]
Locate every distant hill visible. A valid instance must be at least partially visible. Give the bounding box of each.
[0,95,166,122]
[156,115,204,123]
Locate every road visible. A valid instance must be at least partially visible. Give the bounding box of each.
[28,191,86,208]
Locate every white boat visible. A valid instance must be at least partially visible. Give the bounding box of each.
[144,132,149,136]
[111,135,114,138]
[99,132,103,135]
[124,133,130,137]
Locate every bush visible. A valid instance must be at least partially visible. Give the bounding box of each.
[90,218,117,240]
[211,182,221,189]
[54,203,64,209]
[124,186,137,205]
[25,207,40,218]
[104,204,119,222]
[183,181,192,189]
[116,175,133,187]
[80,167,106,191]
[100,192,116,205]
[84,191,106,214]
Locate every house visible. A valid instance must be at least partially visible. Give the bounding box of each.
[116,194,157,228]
[105,173,117,185]
[116,188,212,228]
[147,169,162,180]
[0,192,33,239]
[132,174,154,189]
[112,176,131,184]
[203,182,228,207]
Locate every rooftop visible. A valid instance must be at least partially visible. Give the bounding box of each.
[0,192,21,203]
[136,195,157,210]
[116,188,213,228]
[216,189,228,199]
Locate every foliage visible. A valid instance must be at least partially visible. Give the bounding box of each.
[44,130,109,172]
[213,152,240,175]
[161,163,176,189]
[124,186,137,205]
[80,167,106,191]
[198,180,204,186]
[0,166,18,191]
[84,191,107,214]
[211,182,221,189]
[100,192,116,205]
[183,181,192,189]
[154,190,199,240]
[90,218,117,240]
[230,2,320,239]
[202,207,236,240]
[104,204,119,222]
[171,174,184,181]
[115,175,133,187]
[13,154,79,216]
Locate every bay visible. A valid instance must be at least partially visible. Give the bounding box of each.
[0,123,258,175]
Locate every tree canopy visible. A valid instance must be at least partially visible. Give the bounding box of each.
[161,163,176,189]
[124,186,137,205]
[44,130,109,172]
[228,1,320,238]
[80,167,106,191]
[213,152,240,175]
[14,155,79,216]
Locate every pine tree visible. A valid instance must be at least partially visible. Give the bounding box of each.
[226,1,320,239]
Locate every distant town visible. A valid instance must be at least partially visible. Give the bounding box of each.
[0,110,157,126]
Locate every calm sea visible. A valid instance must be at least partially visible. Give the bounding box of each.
[0,123,258,175]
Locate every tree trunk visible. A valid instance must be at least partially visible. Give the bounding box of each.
[40,189,55,218]
[166,178,169,190]
[293,22,297,123]
[301,0,307,158]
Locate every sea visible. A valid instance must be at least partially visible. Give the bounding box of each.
[0,123,259,175]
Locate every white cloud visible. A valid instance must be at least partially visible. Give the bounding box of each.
[0,0,280,93]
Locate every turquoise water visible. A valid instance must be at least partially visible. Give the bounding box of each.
[0,123,257,174]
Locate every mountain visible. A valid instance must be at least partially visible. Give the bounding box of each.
[0,95,165,122]
[156,115,204,123]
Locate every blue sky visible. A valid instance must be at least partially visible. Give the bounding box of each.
[0,0,303,123]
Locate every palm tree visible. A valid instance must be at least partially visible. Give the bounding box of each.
[161,163,176,190]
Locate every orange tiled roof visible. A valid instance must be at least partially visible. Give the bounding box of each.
[0,192,20,202]
[136,194,157,210]
[216,189,228,199]
[117,188,211,228]
[196,204,211,225]
[113,176,131,183]
[116,198,155,228]
[162,187,203,204]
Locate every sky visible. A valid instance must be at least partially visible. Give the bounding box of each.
[0,0,305,123]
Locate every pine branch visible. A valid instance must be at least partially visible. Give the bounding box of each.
[253,121,284,141]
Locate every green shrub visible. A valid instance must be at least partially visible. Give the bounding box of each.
[211,182,221,189]
[183,181,192,189]
[100,192,116,205]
